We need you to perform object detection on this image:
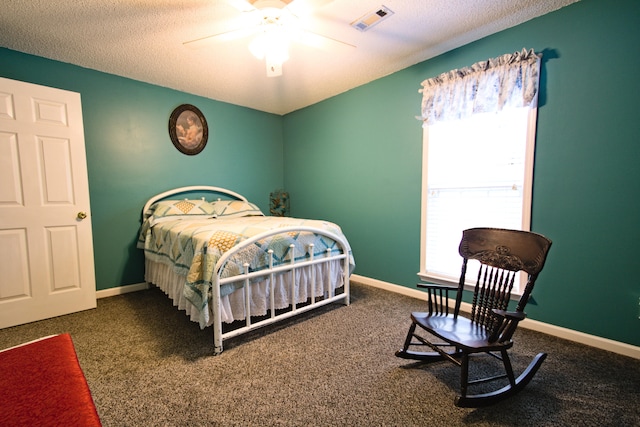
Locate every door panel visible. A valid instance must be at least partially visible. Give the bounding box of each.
[0,131,22,204]
[0,229,30,299]
[40,136,75,204]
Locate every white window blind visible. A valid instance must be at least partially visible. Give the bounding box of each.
[420,107,535,292]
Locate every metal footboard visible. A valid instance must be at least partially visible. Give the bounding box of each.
[212,226,351,354]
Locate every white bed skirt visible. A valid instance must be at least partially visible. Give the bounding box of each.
[145,259,345,326]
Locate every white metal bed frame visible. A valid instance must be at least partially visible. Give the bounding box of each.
[142,186,352,354]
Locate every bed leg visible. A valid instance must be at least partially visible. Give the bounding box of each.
[213,274,223,355]
[213,342,223,355]
[343,257,350,306]
[213,322,224,355]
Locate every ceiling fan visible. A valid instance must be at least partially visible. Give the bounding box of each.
[183,0,354,77]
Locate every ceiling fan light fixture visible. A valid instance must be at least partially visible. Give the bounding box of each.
[222,0,340,77]
[249,25,290,76]
[249,27,290,60]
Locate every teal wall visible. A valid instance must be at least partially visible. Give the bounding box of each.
[0,49,284,293]
[283,0,640,347]
[2,0,638,347]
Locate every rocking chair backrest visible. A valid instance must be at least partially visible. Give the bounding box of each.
[454,228,552,337]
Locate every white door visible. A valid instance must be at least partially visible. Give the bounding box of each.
[0,77,96,329]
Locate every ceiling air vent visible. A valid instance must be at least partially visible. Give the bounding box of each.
[350,5,394,32]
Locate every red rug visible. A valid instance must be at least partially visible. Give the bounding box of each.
[0,333,102,426]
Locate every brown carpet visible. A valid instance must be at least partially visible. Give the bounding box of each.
[1,282,638,426]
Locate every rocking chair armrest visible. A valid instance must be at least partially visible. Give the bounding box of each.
[417,283,458,292]
[492,309,526,321]
[489,309,527,343]
[417,283,458,315]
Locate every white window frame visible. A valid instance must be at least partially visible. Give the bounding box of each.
[418,106,539,295]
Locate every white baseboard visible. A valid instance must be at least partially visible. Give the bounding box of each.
[350,274,640,360]
[96,282,148,299]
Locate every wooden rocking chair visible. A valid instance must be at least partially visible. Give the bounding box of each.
[395,228,552,407]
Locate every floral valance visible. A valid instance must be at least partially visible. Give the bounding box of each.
[419,48,542,126]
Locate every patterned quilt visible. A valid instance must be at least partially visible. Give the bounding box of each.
[137,215,355,324]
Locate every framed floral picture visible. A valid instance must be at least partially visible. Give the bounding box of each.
[168,104,208,155]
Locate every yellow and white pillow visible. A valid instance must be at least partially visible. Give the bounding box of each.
[210,200,264,218]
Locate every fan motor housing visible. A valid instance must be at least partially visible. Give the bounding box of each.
[250,0,293,9]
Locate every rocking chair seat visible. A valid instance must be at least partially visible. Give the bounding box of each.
[410,312,513,352]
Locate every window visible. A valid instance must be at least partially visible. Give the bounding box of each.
[416,49,541,294]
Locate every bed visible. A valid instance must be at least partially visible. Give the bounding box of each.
[137,186,354,354]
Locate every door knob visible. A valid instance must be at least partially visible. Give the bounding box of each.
[77,211,87,220]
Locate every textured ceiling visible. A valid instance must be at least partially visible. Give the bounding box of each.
[0,0,578,115]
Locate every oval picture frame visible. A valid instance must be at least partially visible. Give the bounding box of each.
[168,104,208,155]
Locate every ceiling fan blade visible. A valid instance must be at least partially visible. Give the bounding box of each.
[294,29,355,53]
[184,26,260,50]
[225,0,257,13]
[287,0,334,17]
[296,0,334,8]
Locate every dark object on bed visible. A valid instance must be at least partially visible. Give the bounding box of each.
[395,227,552,407]
[0,333,102,426]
